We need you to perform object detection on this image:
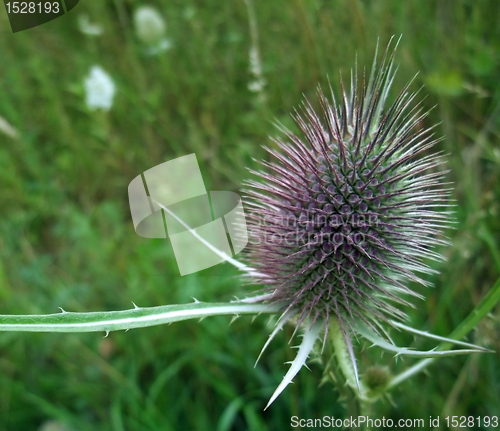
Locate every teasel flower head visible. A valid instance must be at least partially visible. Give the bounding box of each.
[243,40,457,407]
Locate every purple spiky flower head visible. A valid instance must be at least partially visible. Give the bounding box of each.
[243,41,452,401]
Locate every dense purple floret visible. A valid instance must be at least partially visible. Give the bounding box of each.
[243,45,452,334]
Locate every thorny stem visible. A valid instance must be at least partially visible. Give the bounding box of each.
[327,318,371,430]
[325,356,362,423]
[330,319,360,392]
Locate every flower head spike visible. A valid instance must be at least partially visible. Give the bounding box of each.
[243,40,457,405]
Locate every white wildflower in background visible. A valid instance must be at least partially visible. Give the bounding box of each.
[248,46,262,78]
[247,46,266,93]
[133,6,171,55]
[247,79,266,93]
[244,0,266,97]
[84,66,115,112]
[134,6,166,44]
[77,14,103,36]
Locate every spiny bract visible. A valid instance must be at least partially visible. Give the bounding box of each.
[244,42,452,368]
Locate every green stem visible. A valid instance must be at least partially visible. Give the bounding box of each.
[330,318,359,391]
[388,276,500,389]
[329,318,371,430]
[0,301,281,333]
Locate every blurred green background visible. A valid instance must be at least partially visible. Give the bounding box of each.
[0,0,499,429]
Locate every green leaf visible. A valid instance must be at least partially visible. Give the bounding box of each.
[355,322,488,358]
[264,320,323,410]
[387,276,500,388]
